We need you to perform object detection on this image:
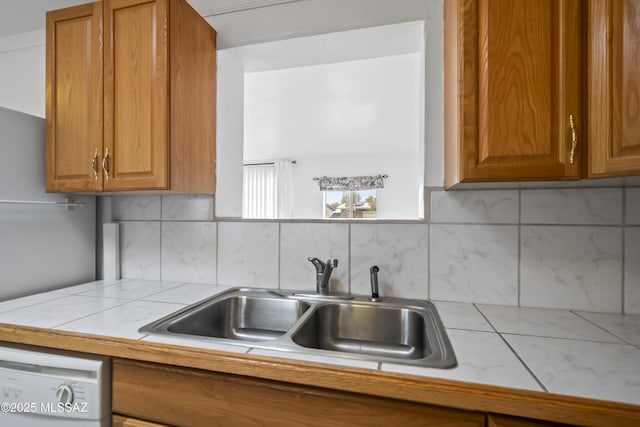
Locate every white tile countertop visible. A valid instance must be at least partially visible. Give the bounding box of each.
[0,280,639,407]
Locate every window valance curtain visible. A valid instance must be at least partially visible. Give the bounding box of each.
[313,175,387,191]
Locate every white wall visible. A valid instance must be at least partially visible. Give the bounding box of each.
[0,30,45,118]
[244,54,421,160]
[215,49,244,217]
[214,0,443,219]
[0,107,95,300]
[243,53,422,219]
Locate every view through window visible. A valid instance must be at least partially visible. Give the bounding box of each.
[324,190,377,219]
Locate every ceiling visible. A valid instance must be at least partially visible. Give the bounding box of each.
[0,0,304,38]
[0,0,88,38]
[228,20,423,73]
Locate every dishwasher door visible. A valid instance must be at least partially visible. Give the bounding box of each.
[0,343,111,427]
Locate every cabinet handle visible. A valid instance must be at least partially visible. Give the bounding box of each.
[102,147,110,181]
[569,115,577,164]
[91,148,99,181]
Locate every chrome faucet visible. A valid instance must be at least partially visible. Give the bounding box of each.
[307,257,338,295]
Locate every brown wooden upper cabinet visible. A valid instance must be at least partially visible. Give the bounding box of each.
[46,0,216,194]
[587,0,640,177]
[445,0,640,187]
[445,0,582,187]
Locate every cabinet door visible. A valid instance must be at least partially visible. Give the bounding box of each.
[588,0,640,177]
[446,0,582,185]
[46,2,103,192]
[104,0,168,191]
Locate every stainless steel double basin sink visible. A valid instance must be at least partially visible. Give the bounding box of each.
[139,288,457,368]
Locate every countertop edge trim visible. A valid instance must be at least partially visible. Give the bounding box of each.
[0,325,638,427]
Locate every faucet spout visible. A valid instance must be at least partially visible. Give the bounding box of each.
[307,257,325,272]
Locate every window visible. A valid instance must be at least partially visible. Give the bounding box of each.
[226,21,425,220]
[324,189,377,219]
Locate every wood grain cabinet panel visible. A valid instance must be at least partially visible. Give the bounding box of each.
[445,0,582,187]
[46,0,216,194]
[46,2,103,192]
[103,0,168,191]
[112,358,485,427]
[113,415,170,427]
[587,0,640,177]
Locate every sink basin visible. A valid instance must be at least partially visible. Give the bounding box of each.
[291,303,430,360]
[139,288,456,368]
[144,291,310,342]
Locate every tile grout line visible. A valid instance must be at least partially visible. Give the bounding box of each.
[495,332,549,393]
[472,304,549,392]
[0,295,69,316]
[491,330,630,345]
[621,188,626,313]
[517,189,522,307]
[277,221,282,290]
[49,298,136,329]
[571,311,634,346]
[427,222,431,301]
[472,303,499,333]
[426,189,431,301]
[347,222,352,295]
[159,196,164,282]
[215,221,220,286]
[411,221,623,227]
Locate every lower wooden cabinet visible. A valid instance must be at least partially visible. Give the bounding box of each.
[113,359,586,427]
[113,415,170,427]
[112,358,485,427]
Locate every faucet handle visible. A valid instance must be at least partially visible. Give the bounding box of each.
[327,259,338,268]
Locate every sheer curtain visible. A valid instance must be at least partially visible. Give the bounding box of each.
[243,160,294,219]
[243,164,276,218]
[274,160,293,219]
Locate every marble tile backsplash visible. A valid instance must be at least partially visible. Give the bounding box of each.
[520,188,623,224]
[217,222,279,287]
[520,226,623,312]
[161,222,217,284]
[280,223,349,293]
[119,221,161,280]
[430,224,518,305]
[109,187,640,313]
[350,224,428,298]
[430,189,519,224]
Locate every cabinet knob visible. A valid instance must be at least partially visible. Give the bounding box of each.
[569,115,577,164]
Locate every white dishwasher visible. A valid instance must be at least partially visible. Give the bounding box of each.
[0,343,111,426]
